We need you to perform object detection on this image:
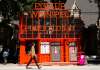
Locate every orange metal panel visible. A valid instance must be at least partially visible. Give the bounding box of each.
[19,45,26,64]
[60,45,64,62]
[39,54,50,63]
[65,41,69,64]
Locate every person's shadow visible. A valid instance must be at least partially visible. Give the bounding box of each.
[26,67,41,70]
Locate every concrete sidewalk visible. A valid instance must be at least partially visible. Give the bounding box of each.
[0,64,100,70]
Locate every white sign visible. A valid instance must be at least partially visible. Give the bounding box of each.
[40,42,49,45]
[40,42,50,54]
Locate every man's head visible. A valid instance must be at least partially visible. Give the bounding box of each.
[32,43,35,46]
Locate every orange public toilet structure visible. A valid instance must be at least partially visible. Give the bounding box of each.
[19,1,84,65]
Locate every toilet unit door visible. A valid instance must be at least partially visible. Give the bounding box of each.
[51,46,61,62]
[69,47,77,61]
[69,42,77,61]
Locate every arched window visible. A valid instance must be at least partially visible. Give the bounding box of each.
[46,18,50,25]
[51,17,56,25]
[40,17,44,25]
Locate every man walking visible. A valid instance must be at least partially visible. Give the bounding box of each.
[26,43,41,69]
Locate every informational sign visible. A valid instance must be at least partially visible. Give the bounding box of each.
[40,42,50,54]
[51,42,60,46]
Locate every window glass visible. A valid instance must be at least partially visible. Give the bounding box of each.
[33,18,38,25]
[57,18,62,25]
[27,15,32,25]
[51,17,56,25]
[23,15,27,24]
[40,18,44,25]
[46,18,50,25]
[23,15,32,25]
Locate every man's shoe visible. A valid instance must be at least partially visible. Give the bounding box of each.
[26,66,32,69]
[38,66,42,69]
